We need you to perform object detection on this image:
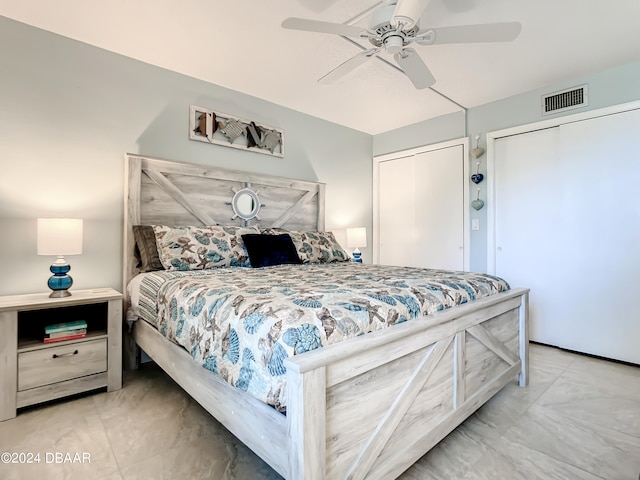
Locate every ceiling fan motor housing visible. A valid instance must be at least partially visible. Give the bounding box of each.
[369,4,420,53]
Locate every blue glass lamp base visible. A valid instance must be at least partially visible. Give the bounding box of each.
[47,257,73,298]
[351,249,363,263]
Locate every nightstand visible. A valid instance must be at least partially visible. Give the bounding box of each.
[0,288,123,421]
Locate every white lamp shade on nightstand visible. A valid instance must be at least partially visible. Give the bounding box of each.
[346,227,367,263]
[37,218,83,297]
[346,227,367,249]
[37,218,83,256]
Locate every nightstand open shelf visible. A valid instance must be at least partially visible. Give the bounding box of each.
[0,288,123,421]
[17,302,108,351]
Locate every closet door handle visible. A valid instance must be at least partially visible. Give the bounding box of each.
[52,349,79,359]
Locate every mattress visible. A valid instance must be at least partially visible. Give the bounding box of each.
[127,263,510,411]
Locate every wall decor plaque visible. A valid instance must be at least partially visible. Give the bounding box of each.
[189,105,284,158]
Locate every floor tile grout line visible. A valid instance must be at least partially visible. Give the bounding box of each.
[92,391,126,479]
[472,353,598,477]
[530,389,640,442]
[533,354,640,441]
[454,348,581,479]
[503,398,638,479]
[448,361,568,480]
[466,429,611,480]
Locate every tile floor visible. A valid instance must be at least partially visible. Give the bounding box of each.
[0,344,638,480]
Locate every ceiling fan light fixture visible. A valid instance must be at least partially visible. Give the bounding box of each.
[385,35,404,54]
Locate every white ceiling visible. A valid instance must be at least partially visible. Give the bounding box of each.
[2,0,640,135]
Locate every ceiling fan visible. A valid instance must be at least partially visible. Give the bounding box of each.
[282,0,521,89]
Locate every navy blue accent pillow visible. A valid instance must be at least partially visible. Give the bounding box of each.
[241,234,302,268]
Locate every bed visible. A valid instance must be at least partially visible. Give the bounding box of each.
[123,154,529,480]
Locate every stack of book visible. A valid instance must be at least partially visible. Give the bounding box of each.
[44,320,88,343]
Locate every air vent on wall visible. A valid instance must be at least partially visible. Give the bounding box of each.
[541,84,588,116]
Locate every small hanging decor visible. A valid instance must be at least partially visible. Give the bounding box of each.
[471,162,484,184]
[471,188,484,211]
[189,105,284,157]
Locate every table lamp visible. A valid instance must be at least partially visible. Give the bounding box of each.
[37,218,83,297]
[346,227,367,263]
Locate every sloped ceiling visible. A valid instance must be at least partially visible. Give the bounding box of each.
[2,0,640,134]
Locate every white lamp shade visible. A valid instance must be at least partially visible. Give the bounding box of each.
[37,218,83,256]
[346,227,367,248]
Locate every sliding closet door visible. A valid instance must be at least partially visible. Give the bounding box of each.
[377,144,464,270]
[494,127,561,348]
[494,108,640,364]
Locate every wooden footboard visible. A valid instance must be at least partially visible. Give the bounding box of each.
[285,287,529,479]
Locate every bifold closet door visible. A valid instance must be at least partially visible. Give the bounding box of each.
[494,108,640,364]
[378,155,415,267]
[378,145,464,270]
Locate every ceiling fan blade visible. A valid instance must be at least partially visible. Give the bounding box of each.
[417,22,522,45]
[392,0,433,28]
[394,48,435,89]
[318,49,378,84]
[282,17,368,38]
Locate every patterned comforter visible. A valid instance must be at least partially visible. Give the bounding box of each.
[127,263,510,411]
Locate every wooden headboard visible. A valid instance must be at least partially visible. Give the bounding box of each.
[122,154,326,300]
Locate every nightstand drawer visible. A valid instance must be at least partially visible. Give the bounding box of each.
[18,338,107,391]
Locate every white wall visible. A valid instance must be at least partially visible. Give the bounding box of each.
[374,60,640,272]
[0,17,373,296]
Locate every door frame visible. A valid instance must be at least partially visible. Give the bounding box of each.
[486,100,640,274]
[373,137,470,269]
